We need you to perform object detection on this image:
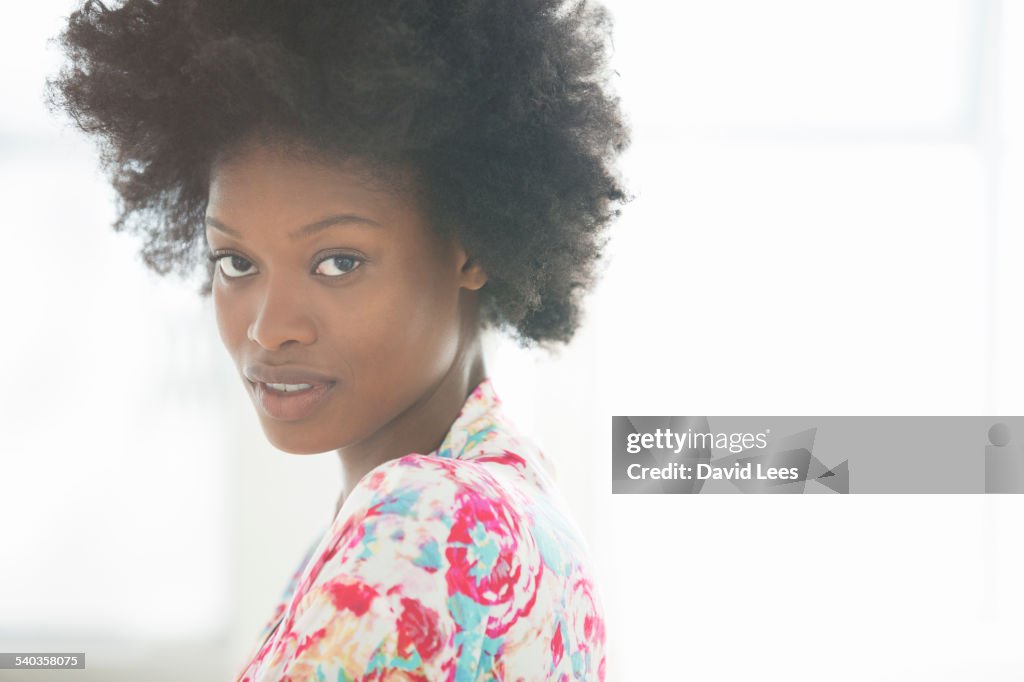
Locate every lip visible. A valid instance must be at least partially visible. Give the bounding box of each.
[243,363,338,421]
[251,380,335,421]
[244,363,339,386]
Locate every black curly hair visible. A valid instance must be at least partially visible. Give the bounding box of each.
[47,0,629,347]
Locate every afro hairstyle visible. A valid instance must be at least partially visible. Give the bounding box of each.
[47,0,630,347]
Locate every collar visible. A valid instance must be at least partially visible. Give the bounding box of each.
[431,376,504,461]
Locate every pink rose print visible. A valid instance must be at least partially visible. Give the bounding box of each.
[445,488,543,638]
[325,577,378,616]
[396,596,444,660]
[569,576,605,653]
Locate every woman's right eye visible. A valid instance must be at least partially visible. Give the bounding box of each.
[213,254,257,279]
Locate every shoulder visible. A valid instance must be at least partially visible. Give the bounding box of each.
[332,453,543,614]
[346,452,527,520]
[259,454,544,678]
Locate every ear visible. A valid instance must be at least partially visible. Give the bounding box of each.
[455,243,488,291]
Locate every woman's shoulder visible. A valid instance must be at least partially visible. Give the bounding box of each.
[260,451,545,678]
[342,443,608,678]
[335,417,594,575]
[334,376,555,518]
[345,449,532,517]
[252,418,607,679]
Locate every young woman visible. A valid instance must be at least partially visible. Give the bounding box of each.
[50,0,628,678]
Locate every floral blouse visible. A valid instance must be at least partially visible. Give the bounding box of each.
[236,377,607,681]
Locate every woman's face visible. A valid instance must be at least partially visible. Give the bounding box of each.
[205,141,485,454]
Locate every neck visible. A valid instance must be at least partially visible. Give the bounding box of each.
[332,336,487,519]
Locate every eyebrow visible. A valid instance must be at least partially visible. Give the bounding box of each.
[205,214,383,241]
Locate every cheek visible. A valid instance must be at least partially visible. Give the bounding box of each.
[337,263,460,375]
[212,284,247,352]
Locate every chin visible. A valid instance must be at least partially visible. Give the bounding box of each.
[260,423,335,455]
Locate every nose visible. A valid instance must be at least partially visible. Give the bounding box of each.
[247,278,318,351]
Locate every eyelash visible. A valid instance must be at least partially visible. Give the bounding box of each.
[206,251,365,280]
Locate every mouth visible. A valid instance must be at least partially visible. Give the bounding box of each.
[249,379,337,421]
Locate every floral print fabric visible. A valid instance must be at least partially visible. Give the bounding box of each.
[236,377,607,681]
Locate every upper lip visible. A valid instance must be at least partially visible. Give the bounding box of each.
[244,362,338,386]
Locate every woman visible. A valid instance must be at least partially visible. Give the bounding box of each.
[49,0,628,678]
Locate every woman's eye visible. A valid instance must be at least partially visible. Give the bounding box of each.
[315,255,363,277]
[215,254,256,278]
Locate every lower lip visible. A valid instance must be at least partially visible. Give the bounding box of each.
[252,381,336,421]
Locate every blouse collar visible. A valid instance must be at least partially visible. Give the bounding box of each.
[431,376,504,461]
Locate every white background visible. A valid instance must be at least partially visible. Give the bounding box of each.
[1,1,1022,680]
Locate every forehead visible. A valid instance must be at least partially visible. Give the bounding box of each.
[206,141,423,231]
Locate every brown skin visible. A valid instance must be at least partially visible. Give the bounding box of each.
[204,140,489,514]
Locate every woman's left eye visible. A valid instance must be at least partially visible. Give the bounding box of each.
[315,255,363,277]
